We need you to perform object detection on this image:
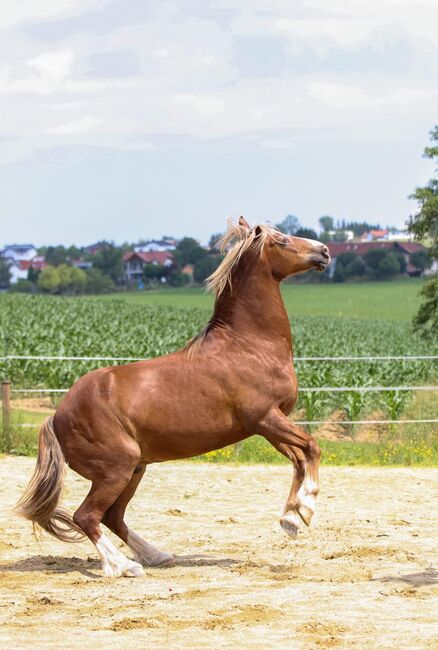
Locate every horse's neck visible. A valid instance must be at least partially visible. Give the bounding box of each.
[210,260,293,355]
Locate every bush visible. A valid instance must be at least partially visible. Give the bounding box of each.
[377,252,401,278]
[37,265,60,293]
[84,268,115,294]
[168,271,190,287]
[10,279,35,293]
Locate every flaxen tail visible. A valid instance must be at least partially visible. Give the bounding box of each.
[15,416,85,542]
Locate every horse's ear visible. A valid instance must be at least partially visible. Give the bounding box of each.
[254,225,262,238]
[239,216,250,229]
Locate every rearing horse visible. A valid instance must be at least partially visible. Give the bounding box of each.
[16,218,330,578]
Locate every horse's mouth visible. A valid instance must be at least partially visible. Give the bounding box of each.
[313,255,330,272]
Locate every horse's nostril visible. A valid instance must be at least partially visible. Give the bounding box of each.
[321,245,330,258]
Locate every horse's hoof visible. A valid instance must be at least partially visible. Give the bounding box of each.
[137,550,174,567]
[297,504,313,527]
[150,551,174,567]
[123,562,144,577]
[280,513,301,539]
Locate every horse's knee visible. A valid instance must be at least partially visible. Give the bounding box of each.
[307,438,321,461]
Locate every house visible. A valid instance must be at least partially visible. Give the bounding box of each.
[8,256,47,284]
[134,238,177,254]
[83,242,104,255]
[327,241,427,277]
[359,230,389,241]
[72,259,93,271]
[123,251,174,284]
[1,244,37,262]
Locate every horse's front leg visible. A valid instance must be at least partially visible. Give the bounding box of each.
[256,408,321,539]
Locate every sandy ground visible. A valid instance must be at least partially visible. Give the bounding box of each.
[0,457,437,650]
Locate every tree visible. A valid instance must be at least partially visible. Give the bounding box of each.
[318,215,334,233]
[363,248,388,278]
[276,215,300,235]
[173,238,207,267]
[92,242,123,284]
[38,265,61,293]
[295,228,318,240]
[193,255,222,283]
[84,268,115,294]
[408,126,438,337]
[167,270,190,287]
[333,252,359,282]
[410,250,431,274]
[377,252,401,278]
[44,245,82,267]
[363,249,401,279]
[208,233,223,253]
[0,258,11,288]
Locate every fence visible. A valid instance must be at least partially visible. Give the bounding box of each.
[1,355,438,448]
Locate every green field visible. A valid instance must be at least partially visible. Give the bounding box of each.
[1,282,437,465]
[89,279,425,321]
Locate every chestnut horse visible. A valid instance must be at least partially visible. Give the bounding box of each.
[16,218,330,578]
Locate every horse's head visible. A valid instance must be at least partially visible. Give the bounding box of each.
[207,217,331,295]
[239,216,331,279]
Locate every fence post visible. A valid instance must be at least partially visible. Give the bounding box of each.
[1,380,11,452]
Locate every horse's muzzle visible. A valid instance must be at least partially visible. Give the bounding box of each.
[312,245,331,272]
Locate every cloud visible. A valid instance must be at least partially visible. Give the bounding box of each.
[173,94,226,116]
[0,0,437,161]
[46,115,104,135]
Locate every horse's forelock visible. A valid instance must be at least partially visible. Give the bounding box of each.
[206,221,281,296]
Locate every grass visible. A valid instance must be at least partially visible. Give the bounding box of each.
[87,278,425,321]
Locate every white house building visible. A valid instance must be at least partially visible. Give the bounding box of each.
[2,244,37,262]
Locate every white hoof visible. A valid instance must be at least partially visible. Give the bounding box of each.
[280,512,301,539]
[122,561,145,578]
[127,529,174,567]
[96,534,145,578]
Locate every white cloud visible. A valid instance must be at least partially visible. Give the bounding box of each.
[27,50,74,82]
[0,0,437,159]
[307,81,436,110]
[46,115,104,135]
[173,94,226,116]
[0,0,107,28]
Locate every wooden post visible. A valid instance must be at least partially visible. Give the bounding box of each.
[1,380,11,452]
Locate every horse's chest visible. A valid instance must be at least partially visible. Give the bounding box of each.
[258,360,298,406]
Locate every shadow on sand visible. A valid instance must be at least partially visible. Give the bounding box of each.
[377,566,438,587]
[0,553,244,578]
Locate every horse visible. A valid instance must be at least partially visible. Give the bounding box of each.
[16,217,330,578]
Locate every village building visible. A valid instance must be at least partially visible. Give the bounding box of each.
[1,244,38,262]
[123,250,174,284]
[327,241,428,277]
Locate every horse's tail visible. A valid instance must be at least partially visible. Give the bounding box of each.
[15,416,85,543]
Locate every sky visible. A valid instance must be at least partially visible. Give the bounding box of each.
[1,0,437,246]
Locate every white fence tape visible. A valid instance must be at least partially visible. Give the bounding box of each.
[9,385,438,394]
[1,354,437,362]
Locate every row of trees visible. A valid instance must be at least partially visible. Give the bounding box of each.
[333,248,430,283]
[275,214,386,243]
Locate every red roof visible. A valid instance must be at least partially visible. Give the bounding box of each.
[123,251,173,265]
[327,242,393,257]
[395,242,425,254]
[18,259,47,271]
[328,241,426,258]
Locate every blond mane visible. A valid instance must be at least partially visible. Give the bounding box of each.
[206,219,284,296]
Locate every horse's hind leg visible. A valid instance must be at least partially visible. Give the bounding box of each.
[102,464,173,567]
[72,446,144,578]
